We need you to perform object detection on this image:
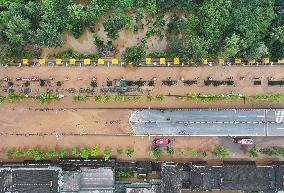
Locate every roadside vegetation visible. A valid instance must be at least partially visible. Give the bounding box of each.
[1,92,284,105]
[7,146,284,161]
[0,0,282,65]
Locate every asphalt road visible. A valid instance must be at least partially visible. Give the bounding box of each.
[130,109,284,136]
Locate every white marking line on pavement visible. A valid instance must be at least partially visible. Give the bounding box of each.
[277,128,284,130]
[276,110,284,123]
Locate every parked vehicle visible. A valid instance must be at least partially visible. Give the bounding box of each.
[154,138,171,145]
[233,137,253,144]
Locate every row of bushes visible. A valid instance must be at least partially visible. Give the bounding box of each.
[1,92,284,105]
[249,147,284,158]
[48,49,99,59]
[5,146,135,161]
[148,147,230,159]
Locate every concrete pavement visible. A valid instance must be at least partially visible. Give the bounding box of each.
[130,109,284,136]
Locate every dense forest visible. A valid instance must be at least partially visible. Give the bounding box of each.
[0,0,283,64]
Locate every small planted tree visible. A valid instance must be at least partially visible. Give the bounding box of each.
[15,148,24,157]
[103,148,111,161]
[46,149,57,158]
[91,145,100,157]
[114,93,122,102]
[156,95,164,101]
[71,148,78,156]
[33,150,44,161]
[148,148,163,158]
[147,95,154,102]
[93,95,101,103]
[178,96,186,101]
[202,151,208,157]
[6,149,14,157]
[248,148,258,158]
[167,148,175,156]
[134,95,142,102]
[212,147,230,159]
[59,150,68,158]
[80,147,90,159]
[26,149,35,157]
[189,149,198,157]
[116,148,124,155]
[126,148,134,158]
[102,95,110,103]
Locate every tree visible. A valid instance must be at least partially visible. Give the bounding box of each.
[46,149,57,158]
[187,35,208,64]
[147,0,157,15]
[116,0,134,9]
[4,15,33,46]
[148,148,163,158]
[66,3,86,38]
[248,148,258,158]
[126,148,134,158]
[231,0,275,56]
[156,95,164,101]
[221,33,240,58]
[198,0,232,51]
[0,44,12,64]
[35,22,63,48]
[202,151,208,157]
[60,150,68,158]
[122,45,146,65]
[103,10,130,40]
[167,37,185,58]
[15,148,23,157]
[167,14,185,34]
[212,147,230,159]
[80,147,90,159]
[91,145,100,157]
[187,15,199,31]
[116,148,124,155]
[33,150,44,161]
[103,148,111,161]
[167,148,174,155]
[247,42,268,59]
[71,148,78,156]
[189,149,198,157]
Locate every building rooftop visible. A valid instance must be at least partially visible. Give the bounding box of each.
[0,166,61,193]
[219,165,275,191]
[61,167,115,193]
[161,163,182,193]
[188,165,215,191]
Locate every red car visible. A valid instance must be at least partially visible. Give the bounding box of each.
[233,137,253,145]
[154,138,171,145]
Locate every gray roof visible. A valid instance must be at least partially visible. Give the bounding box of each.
[130,109,284,136]
[126,186,161,193]
[274,165,284,191]
[220,165,275,191]
[161,163,182,193]
[0,167,60,193]
[189,165,213,191]
[61,167,114,193]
